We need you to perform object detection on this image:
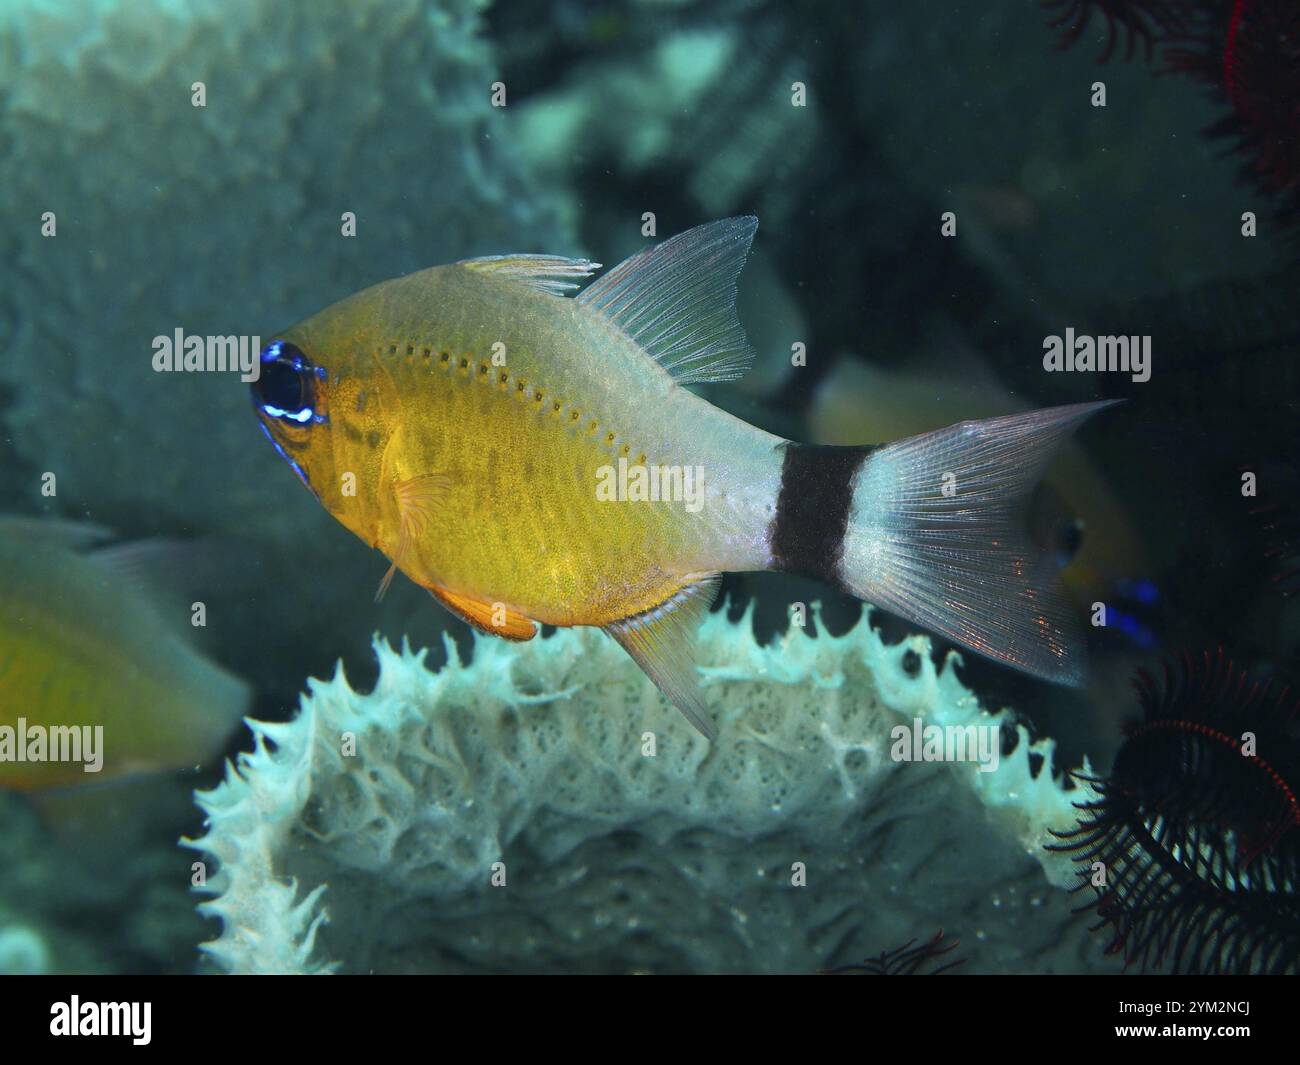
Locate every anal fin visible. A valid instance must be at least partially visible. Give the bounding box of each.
[604,575,722,741]
[430,585,537,641]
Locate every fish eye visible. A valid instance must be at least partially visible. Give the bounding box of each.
[1056,517,1084,565]
[252,340,321,424]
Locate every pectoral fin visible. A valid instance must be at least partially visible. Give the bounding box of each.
[376,473,452,602]
[603,575,722,741]
[429,585,537,641]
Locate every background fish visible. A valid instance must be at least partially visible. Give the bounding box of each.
[0,519,249,790]
[252,217,1117,739]
[809,347,1151,613]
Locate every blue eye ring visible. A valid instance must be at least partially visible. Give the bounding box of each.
[252,340,327,425]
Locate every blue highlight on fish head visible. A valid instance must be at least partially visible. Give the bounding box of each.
[251,338,327,426]
[261,403,314,423]
[250,337,331,491]
[257,420,313,491]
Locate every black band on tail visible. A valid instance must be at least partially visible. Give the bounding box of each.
[768,442,876,583]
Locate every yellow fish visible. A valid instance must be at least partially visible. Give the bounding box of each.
[0,519,249,790]
[252,218,1116,739]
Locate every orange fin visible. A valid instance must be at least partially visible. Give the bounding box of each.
[376,473,452,602]
[430,585,537,641]
[603,575,721,741]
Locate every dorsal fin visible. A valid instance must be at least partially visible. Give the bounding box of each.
[577,217,758,385]
[460,254,601,296]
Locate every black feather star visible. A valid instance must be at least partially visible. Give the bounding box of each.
[1042,1,1300,223]
[1040,0,1189,62]
[1247,451,1300,597]
[1050,650,1300,974]
[822,930,965,975]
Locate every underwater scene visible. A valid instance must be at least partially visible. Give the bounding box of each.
[2,0,1299,986]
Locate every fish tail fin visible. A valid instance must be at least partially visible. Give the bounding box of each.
[187,660,253,759]
[819,401,1121,684]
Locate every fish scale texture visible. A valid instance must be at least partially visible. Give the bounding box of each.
[189,607,1107,974]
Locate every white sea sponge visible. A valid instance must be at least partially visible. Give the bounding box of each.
[189,605,1104,974]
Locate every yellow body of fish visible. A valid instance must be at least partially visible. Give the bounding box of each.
[0,523,248,790]
[253,218,1118,738]
[287,266,772,628]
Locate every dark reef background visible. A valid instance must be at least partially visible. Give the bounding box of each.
[0,0,1296,973]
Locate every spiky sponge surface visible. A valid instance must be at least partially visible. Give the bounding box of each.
[189,607,1100,974]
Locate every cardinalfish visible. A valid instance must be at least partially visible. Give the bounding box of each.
[0,519,249,790]
[251,218,1117,739]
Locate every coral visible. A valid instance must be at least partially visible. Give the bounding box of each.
[0,0,574,700]
[512,21,819,233]
[1044,1,1300,223]
[190,605,1106,974]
